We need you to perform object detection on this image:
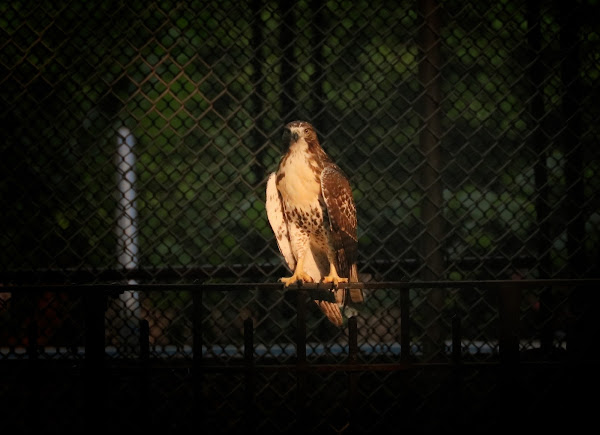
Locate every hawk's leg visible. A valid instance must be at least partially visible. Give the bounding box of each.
[280,254,313,287]
[323,261,348,287]
[280,230,313,287]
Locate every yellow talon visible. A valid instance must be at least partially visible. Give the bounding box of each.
[322,262,348,287]
[280,271,314,287]
[322,274,348,287]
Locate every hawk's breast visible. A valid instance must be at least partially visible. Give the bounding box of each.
[277,148,329,244]
[277,148,322,207]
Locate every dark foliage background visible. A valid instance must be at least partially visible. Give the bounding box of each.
[2,0,598,282]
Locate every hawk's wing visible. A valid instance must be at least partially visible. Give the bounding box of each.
[321,165,364,304]
[266,172,296,272]
[321,165,358,278]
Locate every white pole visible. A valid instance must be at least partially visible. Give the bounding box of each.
[116,127,140,352]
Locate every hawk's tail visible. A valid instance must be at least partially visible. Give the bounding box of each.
[314,263,363,327]
[350,262,358,282]
[348,263,364,303]
[315,300,343,327]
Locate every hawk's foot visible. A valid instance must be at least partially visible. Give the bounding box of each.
[280,271,314,287]
[322,274,348,287]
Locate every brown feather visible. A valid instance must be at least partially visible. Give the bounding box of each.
[315,300,343,327]
[321,166,358,279]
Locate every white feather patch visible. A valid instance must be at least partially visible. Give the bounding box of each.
[266,172,296,271]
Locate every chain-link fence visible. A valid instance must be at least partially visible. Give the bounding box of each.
[1,0,600,433]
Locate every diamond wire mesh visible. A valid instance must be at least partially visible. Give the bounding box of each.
[1,0,600,433]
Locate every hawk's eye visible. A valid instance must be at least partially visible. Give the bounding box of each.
[304,128,309,134]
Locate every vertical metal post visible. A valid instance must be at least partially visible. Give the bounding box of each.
[451,313,463,432]
[400,288,411,362]
[192,290,204,422]
[418,0,446,361]
[244,318,256,430]
[498,284,520,364]
[84,293,106,367]
[26,295,41,434]
[27,313,38,360]
[347,317,359,430]
[348,316,358,363]
[116,127,140,355]
[84,292,106,433]
[452,315,461,365]
[138,318,150,432]
[139,319,150,361]
[296,290,307,363]
[497,283,521,433]
[296,289,307,433]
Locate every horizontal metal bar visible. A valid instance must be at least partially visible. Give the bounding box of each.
[1,278,598,293]
[0,256,541,283]
[197,360,575,372]
[0,359,576,372]
[201,363,413,372]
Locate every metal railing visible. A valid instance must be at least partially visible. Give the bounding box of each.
[2,278,599,433]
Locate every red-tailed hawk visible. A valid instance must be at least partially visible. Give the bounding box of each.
[266,120,364,326]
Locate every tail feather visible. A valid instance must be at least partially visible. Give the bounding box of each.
[350,263,358,282]
[348,263,364,303]
[315,300,343,327]
[334,263,364,312]
[305,249,363,326]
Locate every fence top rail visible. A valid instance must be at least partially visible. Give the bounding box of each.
[1,278,598,294]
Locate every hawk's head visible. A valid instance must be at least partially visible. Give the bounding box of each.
[283,120,319,151]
